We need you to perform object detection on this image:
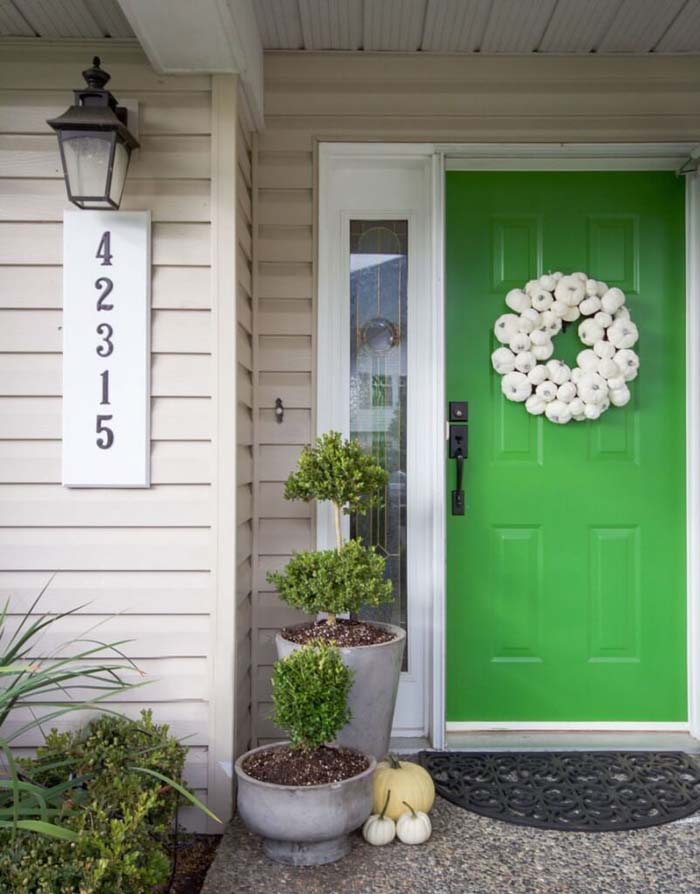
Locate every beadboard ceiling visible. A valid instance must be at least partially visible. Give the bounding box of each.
[1,0,699,53]
[256,0,700,54]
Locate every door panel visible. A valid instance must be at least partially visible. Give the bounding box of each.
[445,171,686,723]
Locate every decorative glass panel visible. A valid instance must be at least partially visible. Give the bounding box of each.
[349,220,408,666]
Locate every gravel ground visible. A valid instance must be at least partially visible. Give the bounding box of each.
[202,797,700,894]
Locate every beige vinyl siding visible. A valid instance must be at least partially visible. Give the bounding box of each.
[235,92,254,759]
[252,50,700,744]
[0,43,238,829]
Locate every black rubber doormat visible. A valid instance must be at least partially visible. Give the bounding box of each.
[419,751,700,832]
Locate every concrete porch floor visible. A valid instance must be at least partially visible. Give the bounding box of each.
[202,795,700,894]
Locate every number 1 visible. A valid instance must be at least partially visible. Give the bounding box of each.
[100,370,110,405]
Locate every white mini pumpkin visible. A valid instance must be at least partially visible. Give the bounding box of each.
[562,305,581,323]
[545,399,572,425]
[579,295,601,316]
[536,380,557,402]
[509,331,531,354]
[505,288,530,312]
[532,342,554,361]
[501,371,532,403]
[608,319,638,349]
[525,394,546,415]
[363,790,396,846]
[615,348,640,381]
[491,347,516,375]
[601,287,625,314]
[494,313,520,344]
[395,802,432,846]
[527,364,548,386]
[514,351,536,374]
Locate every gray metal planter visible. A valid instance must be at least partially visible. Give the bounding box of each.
[235,743,376,866]
[276,622,406,760]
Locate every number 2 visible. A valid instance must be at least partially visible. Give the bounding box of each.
[96,323,114,357]
[95,277,114,311]
[96,415,114,449]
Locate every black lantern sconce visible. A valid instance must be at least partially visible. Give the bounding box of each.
[47,57,139,210]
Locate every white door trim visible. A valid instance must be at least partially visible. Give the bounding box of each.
[317,143,437,741]
[318,141,700,748]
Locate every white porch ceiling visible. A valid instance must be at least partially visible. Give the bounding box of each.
[0,0,134,38]
[2,0,699,53]
[254,0,700,54]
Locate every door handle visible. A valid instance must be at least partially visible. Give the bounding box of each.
[449,423,467,516]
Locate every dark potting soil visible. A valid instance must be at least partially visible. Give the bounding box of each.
[165,833,221,894]
[281,618,397,648]
[242,745,369,786]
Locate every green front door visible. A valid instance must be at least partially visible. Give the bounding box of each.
[445,171,686,723]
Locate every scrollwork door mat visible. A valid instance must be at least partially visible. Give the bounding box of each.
[418,751,700,832]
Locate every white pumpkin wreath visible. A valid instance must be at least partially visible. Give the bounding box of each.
[491,272,640,424]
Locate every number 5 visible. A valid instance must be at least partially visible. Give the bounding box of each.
[96,415,114,449]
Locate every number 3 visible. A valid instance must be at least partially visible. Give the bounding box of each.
[96,323,114,357]
[96,415,114,449]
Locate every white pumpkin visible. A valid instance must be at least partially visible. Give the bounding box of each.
[372,756,435,821]
[514,351,536,374]
[396,802,432,845]
[601,287,625,314]
[545,399,572,425]
[527,364,548,386]
[525,394,546,415]
[505,288,530,312]
[579,295,601,316]
[532,342,554,361]
[363,790,396,846]
[494,313,520,344]
[491,347,516,375]
[501,371,532,403]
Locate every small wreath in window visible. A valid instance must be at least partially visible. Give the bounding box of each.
[491,273,639,424]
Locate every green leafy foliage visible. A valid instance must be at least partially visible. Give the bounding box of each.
[268,538,393,618]
[0,711,187,894]
[271,643,353,751]
[284,431,388,516]
[0,584,141,839]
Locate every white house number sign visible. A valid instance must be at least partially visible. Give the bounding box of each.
[62,211,151,487]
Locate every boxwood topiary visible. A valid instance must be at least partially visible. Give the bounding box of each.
[268,431,393,625]
[271,642,353,751]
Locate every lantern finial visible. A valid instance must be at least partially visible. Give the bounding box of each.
[83,57,110,91]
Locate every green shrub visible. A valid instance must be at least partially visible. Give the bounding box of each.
[284,431,388,517]
[269,431,393,625]
[0,710,187,894]
[271,643,353,751]
[268,538,393,618]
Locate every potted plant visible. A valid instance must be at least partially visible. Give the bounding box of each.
[235,642,375,866]
[268,431,406,760]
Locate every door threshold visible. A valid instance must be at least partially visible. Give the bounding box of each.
[390,736,431,754]
[444,730,700,753]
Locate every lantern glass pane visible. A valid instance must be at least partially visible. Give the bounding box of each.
[62,132,114,202]
[109,141,130,206]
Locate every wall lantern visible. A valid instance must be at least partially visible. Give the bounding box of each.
[47,57,139,210]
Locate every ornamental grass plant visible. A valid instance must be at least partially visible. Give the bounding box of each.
[267,432,393,625]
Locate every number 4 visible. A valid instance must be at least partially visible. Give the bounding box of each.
[96,231,113,266]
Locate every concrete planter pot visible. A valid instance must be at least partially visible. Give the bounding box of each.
[235,742,376,866]
[276,621,406,760]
